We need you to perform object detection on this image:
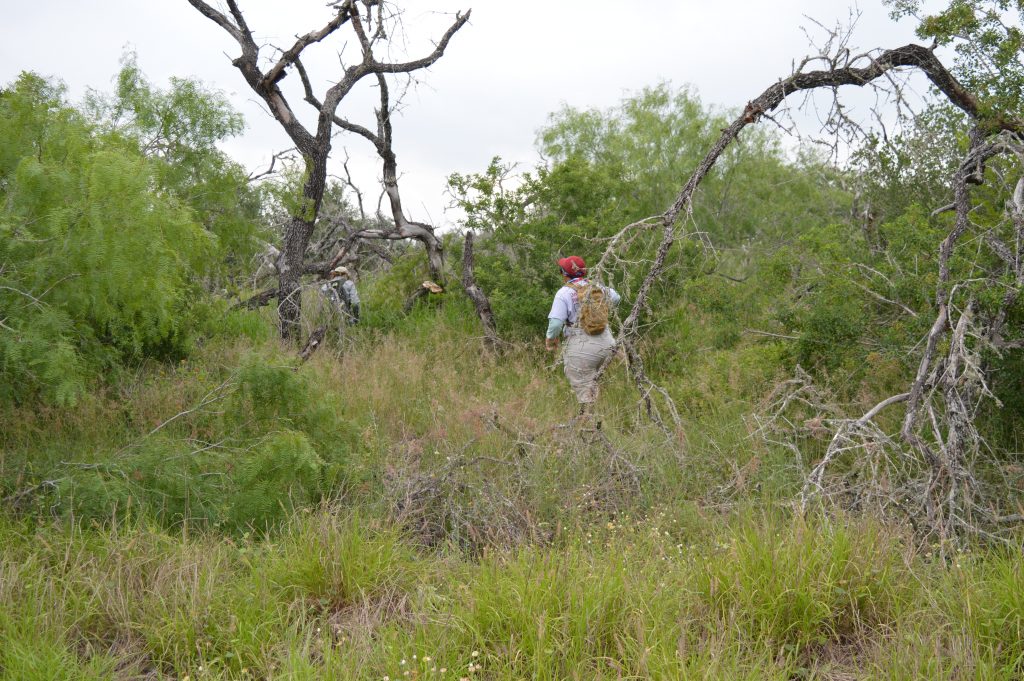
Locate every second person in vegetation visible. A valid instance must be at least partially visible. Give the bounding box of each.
[321,266,361,325]
[546,256,621,413]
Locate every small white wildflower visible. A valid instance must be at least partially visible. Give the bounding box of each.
[471,651,479,658]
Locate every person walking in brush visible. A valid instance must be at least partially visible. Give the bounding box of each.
[322,266,361,325]
[545,255,621,412]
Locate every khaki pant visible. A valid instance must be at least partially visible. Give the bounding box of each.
[562,328,616,403]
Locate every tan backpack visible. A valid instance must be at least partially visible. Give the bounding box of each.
[568,281,610,335]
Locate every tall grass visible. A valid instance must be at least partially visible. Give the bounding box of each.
[3,509,1023,679]
[3,305,1024,679]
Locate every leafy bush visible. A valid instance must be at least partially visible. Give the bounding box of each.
[234,360,308,424]
[228,430,324,531]
[0,71,245,405]
[58,469,136,525]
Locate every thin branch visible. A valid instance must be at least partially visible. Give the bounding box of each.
[851,279,919,317]
[262,5,353,89]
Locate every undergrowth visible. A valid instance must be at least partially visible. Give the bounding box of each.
[2,307,1023,679]
[2,509,1023,679]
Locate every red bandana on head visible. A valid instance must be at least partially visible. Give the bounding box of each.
[558,255,586,278]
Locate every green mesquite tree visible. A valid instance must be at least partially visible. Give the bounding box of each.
[87,55,267,284]
[0,74,217,404]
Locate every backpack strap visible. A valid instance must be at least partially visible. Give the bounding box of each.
[566,278,590,292]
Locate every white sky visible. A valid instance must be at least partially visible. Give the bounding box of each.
[2,1,939,228]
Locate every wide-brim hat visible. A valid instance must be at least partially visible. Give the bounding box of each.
[329,266,350,279]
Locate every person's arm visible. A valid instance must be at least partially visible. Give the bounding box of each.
[546,291,568,351]
[545,318,564,351]
[606,286,622,308]
[321,282,339,304]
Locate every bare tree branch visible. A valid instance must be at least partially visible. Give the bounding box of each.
[262,7,354,89]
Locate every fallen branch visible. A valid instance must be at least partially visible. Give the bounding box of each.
[233,288,277,310]
[299,325,328,363]
[403,280,444,313]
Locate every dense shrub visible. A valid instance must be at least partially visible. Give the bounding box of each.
[227,430,324,531]
[0,70,259,406]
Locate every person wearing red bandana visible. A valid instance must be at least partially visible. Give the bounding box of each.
[545,255,621,410]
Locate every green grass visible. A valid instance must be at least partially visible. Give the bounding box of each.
[3,305,1024,679]
[2,509,1023,679]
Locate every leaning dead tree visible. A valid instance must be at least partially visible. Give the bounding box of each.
[598,44,983,429]
[460,230,500,351]
[597,40,1023,538]
[794,132,1024,542]
[185,0,469,338]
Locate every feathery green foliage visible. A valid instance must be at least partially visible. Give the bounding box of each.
[447,84,849,338]
[87,55,266,280]
[0,73,213,404]
[0,66,262,406]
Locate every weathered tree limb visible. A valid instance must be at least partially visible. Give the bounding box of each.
[593,41,1024,538]
[900,133,1012,443]
[795,131,1024,539]
[460,230,500,351]
[247,148,297,182]
[299,325,327,362]
[619,44,1011,345]
[595,43,1022,438]
[403,280,444,313]
[403,286,430,313]
[800,391,910,511]
[851,279,919,317]
[985,173,1024,349]
[594,44,990,431]
[298,62,452,281]
[233,287,277,310]
[297,7,469,282]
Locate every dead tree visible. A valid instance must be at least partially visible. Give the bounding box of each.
[614,44,990,340]
[597,45,984,431]
[185,0,469,339]
[300,65,449,281]
[595,38,1024,538]
[460,230,500,351]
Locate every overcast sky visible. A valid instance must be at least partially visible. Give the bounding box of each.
[2,1,937,228]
